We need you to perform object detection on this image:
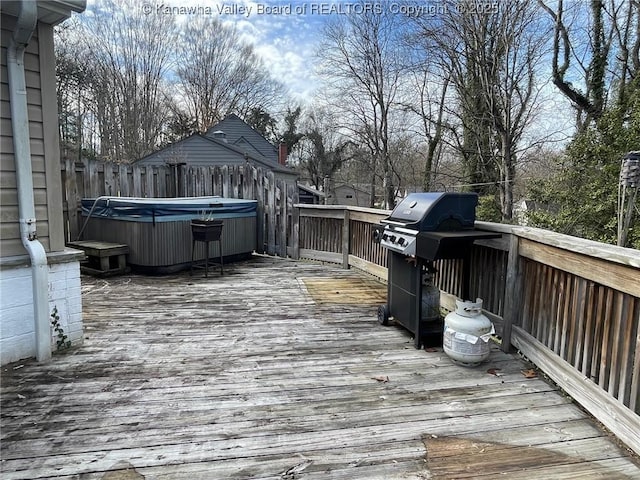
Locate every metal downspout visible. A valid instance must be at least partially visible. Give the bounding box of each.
[7,1,52,362]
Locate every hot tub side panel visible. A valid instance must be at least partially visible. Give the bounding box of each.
[82,217,256,272]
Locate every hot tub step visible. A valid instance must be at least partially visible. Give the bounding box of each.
[67,240,130,276]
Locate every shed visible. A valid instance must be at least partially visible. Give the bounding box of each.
[297,183,325,205]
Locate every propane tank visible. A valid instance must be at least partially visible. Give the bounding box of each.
[421,271,440,322]
[443,298,494,367]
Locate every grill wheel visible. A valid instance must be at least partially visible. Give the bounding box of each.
[377,304,390,326]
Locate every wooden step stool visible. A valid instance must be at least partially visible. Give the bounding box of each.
[67,241,129,276]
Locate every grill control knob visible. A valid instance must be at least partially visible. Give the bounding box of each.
[382,234,389,241]
[398,238,405,246]
[390,235,397,243]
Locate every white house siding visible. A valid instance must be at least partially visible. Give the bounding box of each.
[1,12,83,365]
[0,259,83,364]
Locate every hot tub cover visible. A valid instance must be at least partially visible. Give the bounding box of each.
[82,196,257,223]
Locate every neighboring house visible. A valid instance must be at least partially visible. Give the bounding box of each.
[1,0,86,364]
[328,183,371,208]
[136,114,298,185]
[297,183,325,205]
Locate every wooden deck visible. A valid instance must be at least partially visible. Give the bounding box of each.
[1,256,639,479]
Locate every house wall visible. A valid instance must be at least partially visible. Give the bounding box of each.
[1,13,83,365]
[136,135,298,186]
[136,135,245,167]
[1,18,65,255]
[0,258,83,364]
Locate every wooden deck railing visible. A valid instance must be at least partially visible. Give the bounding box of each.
[291,204,640,455]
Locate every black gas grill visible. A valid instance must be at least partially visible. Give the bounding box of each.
[374,192,500,348]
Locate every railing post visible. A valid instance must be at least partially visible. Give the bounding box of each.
[502,231,523,352]
[291,203,300,260]
[342,208,350,269]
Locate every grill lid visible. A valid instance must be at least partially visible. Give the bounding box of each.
[384,192,479,231]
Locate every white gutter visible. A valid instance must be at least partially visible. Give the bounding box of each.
[7,1,52,362]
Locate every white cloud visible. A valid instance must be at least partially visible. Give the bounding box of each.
[85,0,324,104]
[152,0,323,102]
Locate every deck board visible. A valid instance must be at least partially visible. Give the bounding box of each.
[1,256,638,479]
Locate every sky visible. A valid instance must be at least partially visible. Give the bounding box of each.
[82,0,576,145]
[146,0,338,102]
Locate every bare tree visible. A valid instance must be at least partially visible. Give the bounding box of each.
[55,21,93,160]
[176,17,282,133]
[412,5,498,196]
[399,68,451,192]
[416,1,549,221]
[395,13,454,193]
[317,5,403,208]
[77,0,177,162]
[538,0,639,130]
[297,108,354,193]
[475,2,550,220]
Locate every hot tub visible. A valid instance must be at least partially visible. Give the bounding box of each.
[80,196,257,273]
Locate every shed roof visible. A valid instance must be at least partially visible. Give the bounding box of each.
[297,183,325,198]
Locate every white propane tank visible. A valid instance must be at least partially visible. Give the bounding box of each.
[443,298,494,367]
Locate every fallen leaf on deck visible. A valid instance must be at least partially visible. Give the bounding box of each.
[372,375,389,383]
[487,368,503,377]
[521,368,538,378]
[425,347,439,353]
[281,458,313,479]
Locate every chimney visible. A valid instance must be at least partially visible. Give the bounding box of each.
[278,142,288,166]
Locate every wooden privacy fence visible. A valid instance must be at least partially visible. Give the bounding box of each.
[291,204,640,455]
[61,158,298,257]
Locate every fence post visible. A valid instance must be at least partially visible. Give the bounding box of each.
[89,160,100,196]
[132,165,142,196]
[118,164,129,197]
[179,164,189,197]
[342,208,350,269]
[145,166,154,198]
[278,180,288,257]
[64,158,78,242]
[502,231,523,352]
[222,165,230,198]
[266,171,276,255]
[255,168,265,254]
